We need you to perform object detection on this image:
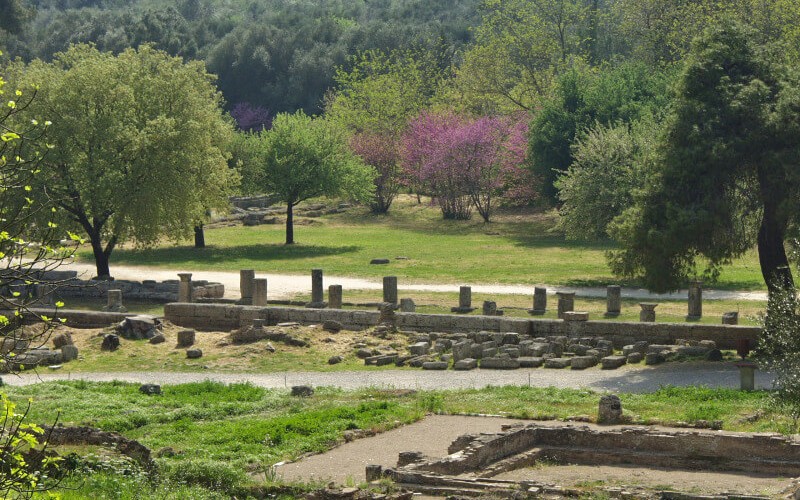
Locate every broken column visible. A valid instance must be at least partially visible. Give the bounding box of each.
[482,301,502,316]
[688,281,702,319]
[252,278,267,306]
[328,285,343,309]
[451,286,475,313]
[239,269,255,305]
[639,303,657,322]
[306,268,326,308]
[399,298,416,312]
[598,394,623,424]
[178,273,193,303]
[104,289,127,312]
[606,285,621,317]
[383,276,398,305]
[529,287,547,315]
[556,291,575,319]
[722,312,739,325]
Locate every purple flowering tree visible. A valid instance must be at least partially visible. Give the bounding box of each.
[402,111,531,221]
[349,132,401,214]
[230,102,271,132]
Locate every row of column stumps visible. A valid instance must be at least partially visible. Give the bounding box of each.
[225,271,730,324]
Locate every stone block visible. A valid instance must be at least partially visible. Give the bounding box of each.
[601,356,627,370]
[544,357,571,369]
[568,344,591,356]
[518,357,543,368]
[563,311,589,322]
[479,357,520,369]
[482,347,498,358]
[502,347,520,358]
[626,352,644,364]
[409,342,430,356]
[422,361,448,370]
[598,394,622,424]
[186,348,203,359]
[452,341,473,362]
[60,344,79,362]
[570,355,598,370]
[645,352,666,365]
[501,332,520,345]
[453,358,477,370]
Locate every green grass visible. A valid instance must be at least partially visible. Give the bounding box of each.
[79,197,770,290]
[1,381,787,498]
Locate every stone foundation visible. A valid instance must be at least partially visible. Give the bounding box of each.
[164,303,760,349]
[379,423,800,498]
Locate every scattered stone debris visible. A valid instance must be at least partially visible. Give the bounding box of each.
[186,348,203,359]
[139,384,161,395]
[101,334,120,352]
[116,315,162,341]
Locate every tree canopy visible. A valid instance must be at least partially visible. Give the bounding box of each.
[608,20,800,295]
[12,44,237,278]
[237,112,375,244]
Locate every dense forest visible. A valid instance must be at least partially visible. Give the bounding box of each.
[0,0,481,113]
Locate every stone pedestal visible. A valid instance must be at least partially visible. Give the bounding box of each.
[383,276,398,305]
[736,361,757,391]
[239,269,255,305]
[328,285,343,309]
[639,303,657,322]
[606,285,621,317]
[451,286,475,313]
[252,278,268,306]
[482,301,502,316]
[556,292,575,319]
[688,281,702,319]
[36,284,55,306]
[306,269,327,308]
[400,298,416,313]
[529,287,547,315]
[177,329,195,347]
[598,395,623,424]
[178,273,193,303]
[722,312,739,325]
[104,289,127,312]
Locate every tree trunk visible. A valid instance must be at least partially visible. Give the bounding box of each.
[90,234,112,279]
[758,204,794,296]
[194,224,205,248]
[285,202,294,244]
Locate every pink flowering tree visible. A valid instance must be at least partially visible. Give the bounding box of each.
[349,132,401,214]
[231,102,272,132]
[402,111,531,222]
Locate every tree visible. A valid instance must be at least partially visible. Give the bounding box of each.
[0,54,68,499]
[608,21,800,297]
[325,48,444,213]
[14,44,237,278]
[402,111,531,222]
[239,112,374,244]
[555,119,657,240]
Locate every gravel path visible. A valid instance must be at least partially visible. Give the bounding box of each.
[2,362,773,392]
[58,261,768,301]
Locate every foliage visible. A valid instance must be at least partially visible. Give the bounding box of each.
[348,132,401,214]
[555,118,658,240]
[608,20,800,295]
[529,61,672,201]
[12,44,237,278]
[229,102,270,132]
[237,111,374,244]
[755,286,800,430]
[0,60,68,498]
[0,395,61,498]
[402,111,531,221]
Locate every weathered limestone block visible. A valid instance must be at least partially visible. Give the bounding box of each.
[570,355,598,370]
[479,357,520,369]
[544,357,571,369]
[645,352,666,365]
[626,352,644,364]
[399,298,416,312]
[451,286,475,313]
[422,361,448,370]
[601,355,627,370]
[452,341,473,362]
[529,287,547,315]
[606,285,621,316]
[177,329,196,347]
[518,357,544,368]
[409,342,430,356]
[383,276,398,304]
[598,394,623,424]
[453,358,478,370]
[60,344,79,362]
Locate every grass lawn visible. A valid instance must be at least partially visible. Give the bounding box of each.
[82,196,770,290]
[1,381,784,498]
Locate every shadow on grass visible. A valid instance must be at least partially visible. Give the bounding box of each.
[104,244,361,266]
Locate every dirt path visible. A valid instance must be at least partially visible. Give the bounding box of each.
[58,261,769,301]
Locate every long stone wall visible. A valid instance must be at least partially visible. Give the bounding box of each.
[163,303,761,349]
